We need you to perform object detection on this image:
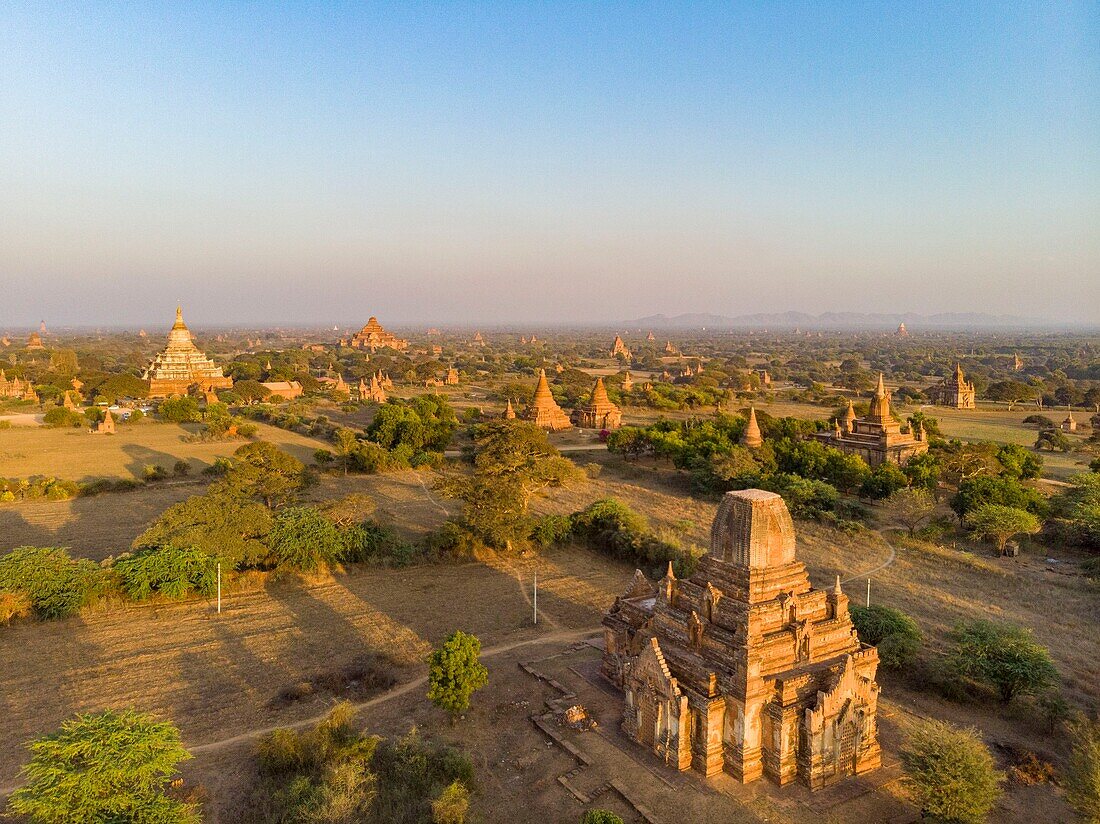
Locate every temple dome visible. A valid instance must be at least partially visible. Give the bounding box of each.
[709,489,796,568]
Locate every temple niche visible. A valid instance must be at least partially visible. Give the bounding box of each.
[523,369,572,431]
[928,363,976,409]
[571,377,622,430]
[602,489,881,790]
[341,316,408,352]
[812,374,927,467]
[143,307,233,398]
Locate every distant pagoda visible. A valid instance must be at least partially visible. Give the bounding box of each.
[741,406,763,447]
[813,374,927,467]
[610,335,632,359]
[143,306,233,398]
[571,377,622,430]
[342,316,408,352]
[523,369,572,431]
[928,363,976,409]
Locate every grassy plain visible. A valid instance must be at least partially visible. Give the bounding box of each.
[0,420,329,481]
[0,456,1096,821]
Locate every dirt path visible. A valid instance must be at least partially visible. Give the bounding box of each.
[188,628,593,755]
[839,528,898,586]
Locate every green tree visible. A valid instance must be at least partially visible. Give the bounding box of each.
[859,461,907,500]
[269,506,346,571]
[426,631,488,724]
[233,380,271,404]
[115,545,217,600]
[223,441,305,508]
[1065,718,1100,824]
[437,421,581,547]
[885,487,936,536]
[949,619,1058,702]
[964,504,1041,555]
[133,490,272,569]
[332,427,359,475]
[42,407,82,428]
[899,719,1001,824]
[7,709,197,824]
[950,475,1047,519]
[1036,428,1073,452]
[159,396,201,423]
[0,547,106,619]
[995,443,1042,480]
[849,604,922,668]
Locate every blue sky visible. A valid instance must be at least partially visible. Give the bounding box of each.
[1,2,1097,326]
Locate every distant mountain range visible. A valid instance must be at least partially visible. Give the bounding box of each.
[623,311,1049,330]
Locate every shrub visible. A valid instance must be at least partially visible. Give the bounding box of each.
[1065,718,1100,823]
[251,702,379,823]
[172,459,191,476]
[948,619,1058,702]
[143,464,167,481]
[427,631,488,723]
[849,604,922,668]
[0,546,107,619]
[42,407,82,428]
[372,727,475,824]
[0,590,32,624]
[964,504,1042,555]
[530,514,574,548]
[114,545,217,600]
[340,521,419,567]
[431,780,469,824]
[581,812,625,824]
[7,709,197,824]
[900,719,1002,824]
[127,408,145,424]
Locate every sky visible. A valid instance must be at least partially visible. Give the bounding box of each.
[1,2,1097,328]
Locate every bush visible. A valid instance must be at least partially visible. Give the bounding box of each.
[948,619,1058,702]
[127,408,145,424]
[7,709,197,824]
[1065,719,1100,823]
[172,459,191,476]
[530,514,574,548]
[0,590,32,624]
[42,407,83,428]
[372,727,475,824]
[114,545,217,600]
[849,604,922,668]
[431,780,469,824]
[143,464,167,481]
[341,521,420,567]
[581,812,625,824]
[900,719,1002,824]
[251,702,379,823]
[0,547,107,619]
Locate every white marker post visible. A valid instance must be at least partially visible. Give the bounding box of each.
[217,562,222,614]
[533,570,538,626]
[866,578,871,608]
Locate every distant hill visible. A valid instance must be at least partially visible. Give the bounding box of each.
[625,311,1043,330]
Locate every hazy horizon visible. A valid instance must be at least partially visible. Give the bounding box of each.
[2,3,1097,327]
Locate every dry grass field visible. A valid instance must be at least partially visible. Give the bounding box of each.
[0,421,329,481]
[0,457,1095,821]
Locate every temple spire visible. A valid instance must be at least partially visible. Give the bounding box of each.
[741,406,763,448]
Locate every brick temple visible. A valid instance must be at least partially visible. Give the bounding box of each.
[143,306,233,398]
[602,489,881,789]
[928,363,976,409]
[812,374,927,466]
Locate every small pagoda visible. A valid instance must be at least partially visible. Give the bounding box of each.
[523,369,571,431]
[741,406,763,447]
[143,306,233,398]
[610,335,632,359]
[571,377,622,430]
